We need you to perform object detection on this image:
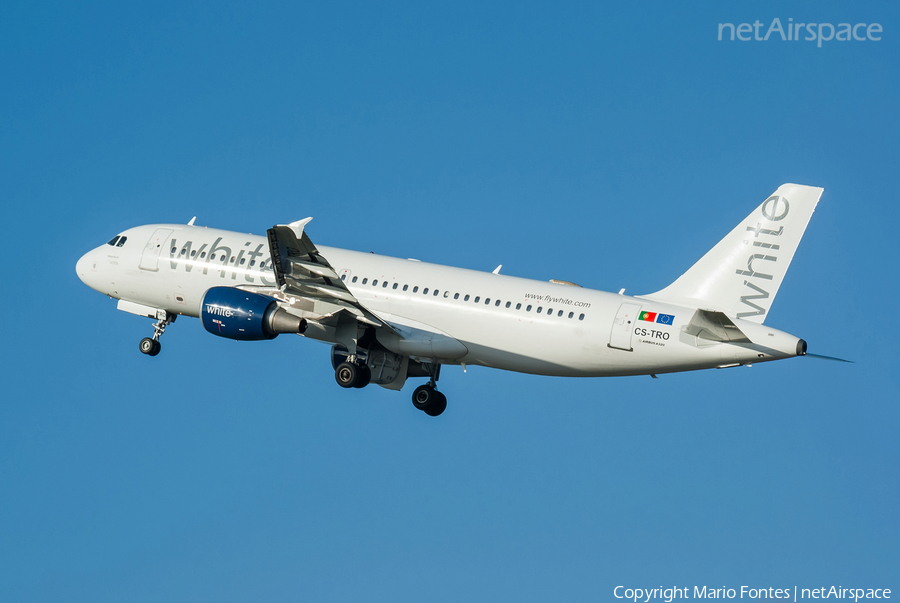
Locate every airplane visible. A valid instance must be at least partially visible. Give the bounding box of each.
[76,183,842,417]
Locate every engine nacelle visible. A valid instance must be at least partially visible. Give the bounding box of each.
[201,287,307,341]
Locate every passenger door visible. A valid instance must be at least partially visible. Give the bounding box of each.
[608,302,641,352]
[139,228,173,271]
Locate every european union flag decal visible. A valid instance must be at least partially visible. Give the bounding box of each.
[655,313,675,325]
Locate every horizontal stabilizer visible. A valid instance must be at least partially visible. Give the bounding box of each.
[685,309,751,343]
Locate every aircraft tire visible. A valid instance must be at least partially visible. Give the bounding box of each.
[412,385,446,416]
[140,337,156,355]
[425,391,447,417]
[149,340,161,356]
[353,365,371,388]
[335,361,359,388]
[412,384,434,411]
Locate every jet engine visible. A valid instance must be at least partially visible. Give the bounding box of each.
[200,287,307,341]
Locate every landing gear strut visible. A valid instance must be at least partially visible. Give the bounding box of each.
[139,312,175,357]
[412,364,446,417]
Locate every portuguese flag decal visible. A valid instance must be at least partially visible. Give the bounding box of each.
[639,311,657,322]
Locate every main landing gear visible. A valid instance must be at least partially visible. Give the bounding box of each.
[139,312,175,357]
[334,359,371,389]
[412,383,446,417]
[331,347,448,417]
[411,364,446,417]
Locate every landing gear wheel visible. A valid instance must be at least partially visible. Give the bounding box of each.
[412,385,447,416]
[427,391,447,417]
[353,365,371,389]
[139,337,161,356]
[335,361,359,388]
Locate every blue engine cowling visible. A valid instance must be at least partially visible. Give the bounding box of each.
[201,287,307,341]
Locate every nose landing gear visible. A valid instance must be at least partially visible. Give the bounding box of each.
[139,312,175,356]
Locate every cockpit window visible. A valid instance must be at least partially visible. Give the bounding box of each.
[116,236,127,247]
[107,236,120,246]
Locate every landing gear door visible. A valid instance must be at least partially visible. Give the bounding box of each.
[609,302,641,352]
[140,228,173,271]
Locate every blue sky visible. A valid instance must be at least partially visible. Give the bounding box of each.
[1,2,897,601]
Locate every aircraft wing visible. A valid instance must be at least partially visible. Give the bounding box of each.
[261,218,396,331]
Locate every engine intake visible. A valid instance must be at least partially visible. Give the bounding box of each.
[201,287,307,341]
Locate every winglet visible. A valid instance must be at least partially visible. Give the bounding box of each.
[492,265,502,274]
[288,217,313,240]
[188,216,196,226]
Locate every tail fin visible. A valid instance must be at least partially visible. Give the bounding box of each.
[643,183,823,324]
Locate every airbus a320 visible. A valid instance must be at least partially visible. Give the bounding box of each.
[76,183,842,417]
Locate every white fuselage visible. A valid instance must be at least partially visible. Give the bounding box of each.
[76,223,803,377]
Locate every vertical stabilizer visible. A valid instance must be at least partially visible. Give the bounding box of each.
[642,183,823,324]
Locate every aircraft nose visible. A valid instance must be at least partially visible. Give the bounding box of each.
[75,251,90,283]
[75,249,100,288]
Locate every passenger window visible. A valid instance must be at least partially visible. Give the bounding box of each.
[413,286,418,293]
[444,291,449,298]
[423,288,429,295]
[180,249,186,255]
[547,308,553,315]
[537,306,543,313]
[526,305,532,312]
[201,252,206,258]
[383,281,388,288]
[568,311,573,318]
[464,295,470,301]
[505,301,511,308]
[485,298,490,305]
[495,300,501,307]
[558,310,563,317]
[191,250,196,257]
[393,283,398,289]
[116,237,127,247]
[210,254,216,260]
[403,285,408,291]
[352,276,358,283]
[171,247,177,253]
[454,293,459,300]
[230,257,235,263]
[373,280,378,286]
[240,258,246,265]
[516,303,521,310]
[108,236,120,246]
[474,296,480,303]
[340,273,345,281]
[434,290,439,296]
[579,313,585,320]
[362,278,368,284]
